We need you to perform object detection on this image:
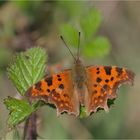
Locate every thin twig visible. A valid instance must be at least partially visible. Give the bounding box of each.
[23,112,37,140]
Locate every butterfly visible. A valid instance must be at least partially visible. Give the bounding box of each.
[26,32,135,117]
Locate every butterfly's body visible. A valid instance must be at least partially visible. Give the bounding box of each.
[72,59,87,105]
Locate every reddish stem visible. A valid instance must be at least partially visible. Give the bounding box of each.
[23,112,37,140]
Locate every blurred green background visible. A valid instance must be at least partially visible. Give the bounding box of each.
[0,1,139,139]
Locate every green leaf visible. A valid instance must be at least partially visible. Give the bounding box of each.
[57,1,84,17]
[83,37,111,58]
[79,106,87,118]
[60,24,79,48]
[4,97,36,126]
[80,9,102,38]
[5,47,47,126]
[7,47,47,95]
[4,97,45,126]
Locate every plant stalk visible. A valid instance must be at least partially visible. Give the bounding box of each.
[23,112,37,140]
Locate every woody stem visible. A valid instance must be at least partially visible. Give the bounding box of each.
[23,112,37,140]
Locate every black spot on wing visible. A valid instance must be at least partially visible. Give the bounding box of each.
[45,76,52,86]
[94,84,97,87]
[105,79,109,83]
[58,78,62,81]
[96,67,99,71]
[104,66,112,75]
[51,89,55,94]
[59,84,64,89]
[35,82,41,90]
[110,77,114,81]
[96,77,102,83]
[103,84,108,90]
[96,71,100,74]
[116,67,123,76]
[92,90,97,94]
[47,89,50,92]
[63,94,68,97]
[96,67,100,74]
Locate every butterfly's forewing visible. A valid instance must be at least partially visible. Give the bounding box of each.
[86,66,135,115]
[27,70,79,116]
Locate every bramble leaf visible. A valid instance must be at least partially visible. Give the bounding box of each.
[4,97,45,126]
[4,47,47,126]
[60,24,79,48]
[80,8,102,38]
[57,1,84,17]
[83,37,111,58]
[7,47,47,95]
[4,97,36,126]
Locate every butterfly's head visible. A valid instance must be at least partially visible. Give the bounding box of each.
[75,57,82,66]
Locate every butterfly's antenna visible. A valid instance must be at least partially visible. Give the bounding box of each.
[77,32,81,60]
[60,36,77,61]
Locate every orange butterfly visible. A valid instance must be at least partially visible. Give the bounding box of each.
[27,32,135,116]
